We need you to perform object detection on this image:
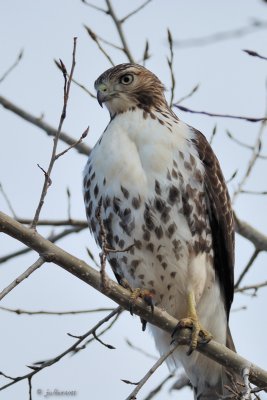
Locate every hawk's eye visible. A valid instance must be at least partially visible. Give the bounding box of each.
[119,74,134,85]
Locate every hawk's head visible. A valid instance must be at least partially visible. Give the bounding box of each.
[94,63,166,116]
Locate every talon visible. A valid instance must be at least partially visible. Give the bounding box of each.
[129,288,155,315]
[171,292,212,355]
[141,318,147,331]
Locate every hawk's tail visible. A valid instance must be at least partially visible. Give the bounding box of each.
[193,326,236,400]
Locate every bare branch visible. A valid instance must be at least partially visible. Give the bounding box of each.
[0,257,45,301]
[31,38,77,229]
[16,218,87,227]
[0,306,115,316]
[84,26,115,66]
[0,95,90,156]
[232,91,267,202]
[66,188,72,220]
[234,249,261,289]
[209,124,217,145]
[75,309,121,352]
[0,307,121,391]
[0,225,85,265]
[0,182,17,218]
[167,29,176,107]
[1,212,267,390]
[226,130,267,159]
[235,214,267,252]
[80,0,107,13]
[125,339,157,360]
[54,59,96,98]
[174,20,267,48]
[0,49,23,84]
[174,104,267,123]
[120,0,152,24]
[243,49,267,61]
[105,0,135,63]
[143,374,174,400]
[55,126,89,160]
[235,280,267,294]
[124,344,179,400]
[175,83,200,105]
[141,40,150,66]
[240,189,267,195]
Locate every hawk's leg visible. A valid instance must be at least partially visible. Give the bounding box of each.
[172,292,212,356]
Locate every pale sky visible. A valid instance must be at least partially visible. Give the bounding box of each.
[1,1,267,399]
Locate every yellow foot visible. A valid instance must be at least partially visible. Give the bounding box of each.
[173,316,212,355]
[171,291,212,355]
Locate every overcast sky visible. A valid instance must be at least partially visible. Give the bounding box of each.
[1,1,267,399]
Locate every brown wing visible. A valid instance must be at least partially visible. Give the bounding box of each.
[193,129,234,319]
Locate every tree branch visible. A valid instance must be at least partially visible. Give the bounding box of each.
[174,104,267,123]
[235,214,267,251]
[0,49,23,84]
[0,307,121,391]
[0,257,45,301]
[0,211,267,389]
[31,37,78,229]
[0,95,90,156]
[105,0,135,63]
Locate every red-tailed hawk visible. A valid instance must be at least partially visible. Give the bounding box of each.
[83,63,235,399]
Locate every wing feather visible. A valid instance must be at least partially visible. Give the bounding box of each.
[193,129,234,318]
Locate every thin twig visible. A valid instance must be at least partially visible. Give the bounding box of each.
[0,257,45,301]
[31,38,77,229]
[0,226,85,265]
[75,309,122,352]
[243,49,267,61]
[66,188,72,220]
[80,0,107,13]
[124,344,179,400]
[174,104,267,123]
[209,124,217,145]
[0,306,115,316]
[235,280,267,294]
[0,95,90,156]
[54,60,96,98]
[143,374,174,400]
[235,214,267,252]
[226,130,267,159]
[95,34,123,51]
[174,20,267,48]
[86,247,100,269]
[55,126,89,160]
[240,189,267,195]
[84,26,115,66]
[141,40,150,66]
[167,29,175,107]
[234,249,261,289]
[106,0,135,63]
[232,84,267,202]
[120,0,152,24]
[175,83,200,105]
[0,307,121,391]
[0,183,17,218]
[0,49,23,83]
[125,339,157,360]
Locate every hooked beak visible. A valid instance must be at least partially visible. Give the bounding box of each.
[96,83,109,108]
[97,90,104,107]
